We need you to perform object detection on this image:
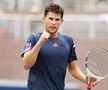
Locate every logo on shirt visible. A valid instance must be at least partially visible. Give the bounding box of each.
[25,42,32,51]
[53,42,59,47]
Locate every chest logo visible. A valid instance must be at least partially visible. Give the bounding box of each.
[53,42,59,47]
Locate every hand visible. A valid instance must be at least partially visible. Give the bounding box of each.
[89,76,97,83]
[86,76,98,89]
[40,31,50,42]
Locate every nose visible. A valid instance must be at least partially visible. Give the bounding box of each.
[52,20,56,25]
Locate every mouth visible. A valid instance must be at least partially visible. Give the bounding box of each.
[50,26,56,29]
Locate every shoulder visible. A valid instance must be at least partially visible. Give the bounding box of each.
[59,33,74,44]
[28,32,42,41]
[25,32,42,45]
[31,32,42,39]
[33,32,42,37]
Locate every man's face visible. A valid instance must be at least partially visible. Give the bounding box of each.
[42,12,63,34]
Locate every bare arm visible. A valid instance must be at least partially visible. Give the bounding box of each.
[68,60,98,88]
[68,60,87,83]
[22,31,50,70]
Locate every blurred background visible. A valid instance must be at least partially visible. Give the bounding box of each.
[0,0,108,90]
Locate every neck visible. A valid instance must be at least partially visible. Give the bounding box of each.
[50,33,58,38]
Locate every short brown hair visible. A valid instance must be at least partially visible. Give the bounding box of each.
[44,3,64,19]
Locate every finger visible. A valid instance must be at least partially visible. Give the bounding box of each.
[92,81,99,87]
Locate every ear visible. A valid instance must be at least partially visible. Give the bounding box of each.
[61,19,63,24]
[42,16,46,22]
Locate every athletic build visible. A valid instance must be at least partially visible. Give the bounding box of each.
[21,3,97,90]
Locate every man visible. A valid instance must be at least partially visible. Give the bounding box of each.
[21,3,96,90]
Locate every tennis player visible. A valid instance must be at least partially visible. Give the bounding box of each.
[21,3,96,90]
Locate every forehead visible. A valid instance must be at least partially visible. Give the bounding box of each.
[46,12,62,19]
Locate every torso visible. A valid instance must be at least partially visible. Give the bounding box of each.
[24,32,76,90]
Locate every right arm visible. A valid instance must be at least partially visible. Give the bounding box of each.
[22,31,50,70]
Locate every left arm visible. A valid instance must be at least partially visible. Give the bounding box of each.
[68,60,87,84]
[68,60,98,88]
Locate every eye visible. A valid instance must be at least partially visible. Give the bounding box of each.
[56,19,60,21]
[49,17,53,20]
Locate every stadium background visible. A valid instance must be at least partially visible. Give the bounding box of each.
[0,0,108,90]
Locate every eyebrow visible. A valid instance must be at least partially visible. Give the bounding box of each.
[48,17,61,20]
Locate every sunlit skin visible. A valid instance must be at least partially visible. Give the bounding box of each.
[42,12,63,38]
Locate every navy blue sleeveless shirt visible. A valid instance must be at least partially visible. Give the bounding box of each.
[21,32,77,90]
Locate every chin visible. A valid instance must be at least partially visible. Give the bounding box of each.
[49,31,57,34]
[48,29,57,34]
